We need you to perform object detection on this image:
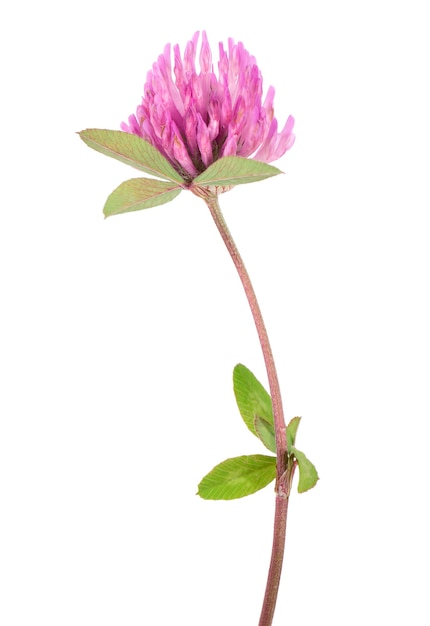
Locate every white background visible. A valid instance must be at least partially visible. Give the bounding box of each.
[1,1,429,624]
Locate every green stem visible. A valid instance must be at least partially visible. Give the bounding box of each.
[204,194,293,626]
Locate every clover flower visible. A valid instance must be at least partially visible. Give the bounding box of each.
[78,31,318,626]
[121,31,295,183]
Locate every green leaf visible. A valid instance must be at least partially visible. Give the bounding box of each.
[103,177,182,217]
[197,454,276,500]
[78,129,186,184]
[192,156,283,187]
[291,447,319,493]
[254,415,276,454]
[233,364,274,441]
[286,416,301,450]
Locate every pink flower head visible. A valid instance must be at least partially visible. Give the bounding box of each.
[121,32,295,183]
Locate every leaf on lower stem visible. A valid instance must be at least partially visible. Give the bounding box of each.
[286,416,301,449]
[197,454,276,500]
[254,415,276,454]
[291,447,319,493]
[233,364,274,439]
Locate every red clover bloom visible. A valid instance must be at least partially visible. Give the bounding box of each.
[121,31,295,183]
[79,34,318,626]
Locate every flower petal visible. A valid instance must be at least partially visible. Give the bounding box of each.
[121,32,295,181]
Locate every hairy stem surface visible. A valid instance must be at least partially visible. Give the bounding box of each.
[204,195,293,626]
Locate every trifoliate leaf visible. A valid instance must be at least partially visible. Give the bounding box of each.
[192,156,282,187]
[103,177,182,217]
[233,364,274,440]
[78,129,186,184]
[254,415,276,454]
[286,416,301,450]
[197,454,276,500]
[291,447,319,493]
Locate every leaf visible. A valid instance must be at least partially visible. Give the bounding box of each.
[286,416,301,450]
[192,156,283,187]
[254,415,276,454]
[233,364,274,440]
[103,178,182,217]
[197,454,276,500]
[78,129,186,184]
[291,447,319,493]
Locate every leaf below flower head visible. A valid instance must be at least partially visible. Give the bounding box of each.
[192,156,283,187]
[197,454,276,500]
[78,129,186,184]
[103,178,182,217]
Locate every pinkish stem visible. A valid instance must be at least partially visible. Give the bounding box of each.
[204,195,294,626]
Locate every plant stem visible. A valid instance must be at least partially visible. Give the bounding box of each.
[259,495,290,624]
[204,195,293,626]
[205,196,288,475]
[258,462,296,626]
